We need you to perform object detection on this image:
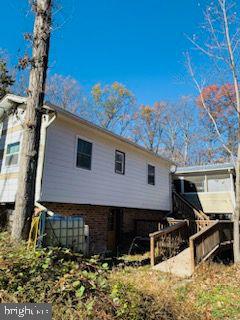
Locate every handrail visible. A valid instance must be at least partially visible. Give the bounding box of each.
[149,220,189,266]
[150,220,187,239]
[173,191,209,220]
[188,220,234,272]
[190,220,219,242]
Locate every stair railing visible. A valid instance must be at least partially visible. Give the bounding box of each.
[173,191,209,221]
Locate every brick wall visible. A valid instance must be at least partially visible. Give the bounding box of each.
[43,203,167,254]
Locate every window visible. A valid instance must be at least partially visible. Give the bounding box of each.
[76,138,92,170]
[115,150,125,174]
[5,142,20,166]
[184,175,205,193]
[148,164,155,185]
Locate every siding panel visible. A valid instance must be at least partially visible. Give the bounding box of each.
[41,117,171,210]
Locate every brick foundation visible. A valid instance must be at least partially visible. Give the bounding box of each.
[43,202,167,254]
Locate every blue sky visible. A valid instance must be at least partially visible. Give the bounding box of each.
[0,0,208,105]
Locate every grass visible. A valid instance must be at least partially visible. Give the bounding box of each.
[111,255,240,320]
[189,264,240,319]
[0,231,239,319]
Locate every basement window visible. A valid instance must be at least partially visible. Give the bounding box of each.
[148,164,155,185]
[115,150,125,174]
[76,138,92,170]
[5,141,20,166]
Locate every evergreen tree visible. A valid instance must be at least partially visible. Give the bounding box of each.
[0,59,14,99]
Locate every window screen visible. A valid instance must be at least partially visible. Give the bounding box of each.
[148,164,155,185]
[184,175,205,193]
[76,138,92,170]
[5,141,20,166]
[115,150,125,174]
[207,174,230,192]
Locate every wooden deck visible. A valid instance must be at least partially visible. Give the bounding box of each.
[149,191,237,275]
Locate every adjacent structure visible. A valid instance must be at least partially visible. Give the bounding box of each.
[173,163,235,219]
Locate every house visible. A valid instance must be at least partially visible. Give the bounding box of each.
[173,163,235,219]
[0,94,173,253]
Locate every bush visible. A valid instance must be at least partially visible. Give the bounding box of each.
[0,232,177,320]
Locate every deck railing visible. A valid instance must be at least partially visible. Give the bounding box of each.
[149,220,189,266]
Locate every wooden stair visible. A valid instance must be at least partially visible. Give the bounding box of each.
[172,191,209,221]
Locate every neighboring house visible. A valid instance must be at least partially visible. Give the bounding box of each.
[0,94,173,253]
[173,163,235,219]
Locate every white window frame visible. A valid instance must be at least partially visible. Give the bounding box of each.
[5,141,20,167]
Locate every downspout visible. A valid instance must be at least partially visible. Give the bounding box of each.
[35,110,57,204]
[35,202,54,216]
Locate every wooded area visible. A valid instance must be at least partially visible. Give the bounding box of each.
[0,2,239,167]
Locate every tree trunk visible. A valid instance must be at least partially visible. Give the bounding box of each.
[11,0,52,240]
[233,140,240,262]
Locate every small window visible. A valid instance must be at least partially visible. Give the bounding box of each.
[76,138,92,170]
[115,150,125,174]
[5,141,20,166]
[148,164,155,185]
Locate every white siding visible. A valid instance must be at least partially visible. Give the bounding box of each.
[0,111,52,203]
[0,178,18,202]
[41,116,171,211]
[0,113,23,202]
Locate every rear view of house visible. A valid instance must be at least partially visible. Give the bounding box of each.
[0,95,173,254]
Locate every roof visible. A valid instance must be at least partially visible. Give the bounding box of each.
[0,94,173,165]
[176,163,235,174]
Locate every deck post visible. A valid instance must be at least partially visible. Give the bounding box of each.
[189,238,195,273]
[150,235,155,266]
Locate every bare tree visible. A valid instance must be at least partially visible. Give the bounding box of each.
[186,0,240,262]
[161,98,196,164]
[133,102,166,153]
[12,0,52,240]
[46,73,88,115]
